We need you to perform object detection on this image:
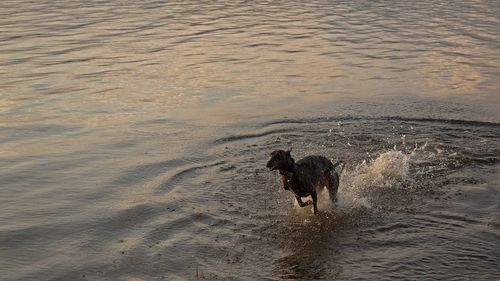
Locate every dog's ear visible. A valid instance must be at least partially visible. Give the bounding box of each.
[286,147,292,155]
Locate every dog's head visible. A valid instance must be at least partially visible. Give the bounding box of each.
[266,149,294,172]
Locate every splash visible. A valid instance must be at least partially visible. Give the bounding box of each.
[347,150,410,190]
[336,191,372,209]
[335,150,412,210]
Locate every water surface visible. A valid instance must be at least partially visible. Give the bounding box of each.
[1,0,499,280]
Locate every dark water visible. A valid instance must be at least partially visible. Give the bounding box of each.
[1,0,500,280]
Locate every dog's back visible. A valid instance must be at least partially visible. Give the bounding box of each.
[296,155,333,174]
[293,155,333,191]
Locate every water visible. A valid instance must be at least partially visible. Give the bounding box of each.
[1,0,499,280]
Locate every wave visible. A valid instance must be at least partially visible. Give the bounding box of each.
[262,115,500,128]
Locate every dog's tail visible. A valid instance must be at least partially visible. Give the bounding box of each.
[331,160,346,174]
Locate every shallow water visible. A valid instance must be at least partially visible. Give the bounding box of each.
[1,0,500,280]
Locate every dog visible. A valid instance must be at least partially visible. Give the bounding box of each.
[266,148,344,214]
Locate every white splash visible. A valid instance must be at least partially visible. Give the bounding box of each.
[348,150,410,190]
[337,150,412,210]
[336,191,372,209]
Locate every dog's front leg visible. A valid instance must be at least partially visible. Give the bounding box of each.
[294,195,312,207]
[280,175,290,190]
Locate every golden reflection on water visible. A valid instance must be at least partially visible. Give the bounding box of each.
[422,32,485,95]
[1,0,499,128]
[1,0,499,159]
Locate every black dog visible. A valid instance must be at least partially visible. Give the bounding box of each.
[266,149,344,214]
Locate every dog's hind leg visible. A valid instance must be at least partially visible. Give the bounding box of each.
[311,191,318,214]
[326,172,340,203]
[294,195,312,207]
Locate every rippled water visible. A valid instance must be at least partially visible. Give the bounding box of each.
[1,0,499,280]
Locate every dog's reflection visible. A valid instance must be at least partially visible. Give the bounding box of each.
[273,212,346,280]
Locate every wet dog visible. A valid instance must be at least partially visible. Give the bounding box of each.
[266,149,344,214]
